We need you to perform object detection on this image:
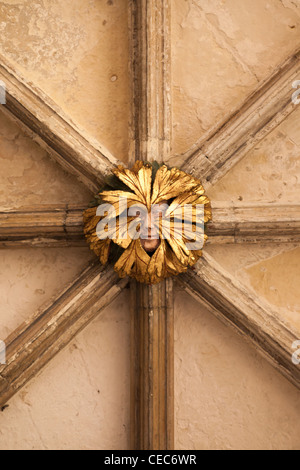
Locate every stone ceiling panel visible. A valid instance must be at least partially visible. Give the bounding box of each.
[0,110,92,210]
[0,247,94,340]
[171,0,300,161]
[0,290,130,450]
[0,0,130,162]
[208,107,300,205]
[206,243,300,334]
[175,289,300,450]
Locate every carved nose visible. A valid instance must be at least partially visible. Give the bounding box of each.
[139,211,158,239]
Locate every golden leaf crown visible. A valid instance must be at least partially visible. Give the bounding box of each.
[83,161,212,284]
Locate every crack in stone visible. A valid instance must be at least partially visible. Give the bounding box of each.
[192,0,260,82]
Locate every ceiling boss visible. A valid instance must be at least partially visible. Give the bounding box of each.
[83,161,212,284]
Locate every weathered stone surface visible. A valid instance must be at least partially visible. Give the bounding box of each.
[0,205,86,248]
[0,263,127,409]
[246,247,300,332]
[129,0,174,450]
[0,110,91,210]
[0,248,94,341]
[171,0,300,160]
[0,0,299,452]
[180,253,300,389]
[207,204,300,244]
[208,108,300,205]
[0,291,130,450]
[0,0,130,162]
[174,289,300,450]
[196,0,300,79]
[206,243,300,336]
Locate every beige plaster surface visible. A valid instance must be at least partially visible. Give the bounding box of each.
[175,289,300,450]
[0,101,130,449]
[208,107,300,205]
[205,96,300,337]
[0,109,92,210]
[0,0,130,162]
[246,246,300,331]
[0,247,95,340]
[171,0,300,161]
[206,243,300,335]
[0,291,130,450]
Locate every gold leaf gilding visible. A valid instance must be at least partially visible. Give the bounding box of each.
[83,162,212,284]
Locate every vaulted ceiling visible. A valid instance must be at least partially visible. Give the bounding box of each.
[0,0,299,450]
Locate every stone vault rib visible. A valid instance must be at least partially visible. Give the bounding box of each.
[0,55,121,194]
[129,0,174,451]
[1,204,299,248]
[129,0,172,164]
[0,263,127,407]
[207,204,300,244]
[182,49,300,188]
[0,205,86,248]
[180,252,300,390]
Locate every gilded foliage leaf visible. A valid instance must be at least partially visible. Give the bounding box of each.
[83,162,212,284]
